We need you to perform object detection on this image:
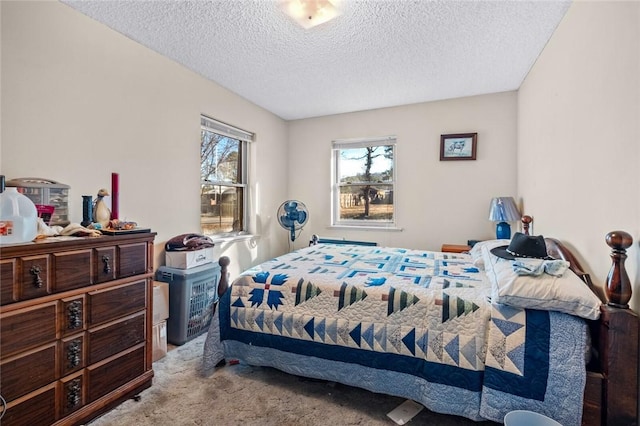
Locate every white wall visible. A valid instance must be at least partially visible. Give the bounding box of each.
[518,0,640,308]
[0,1,289,276]
[288,92,518,251]
[5,1,637,306]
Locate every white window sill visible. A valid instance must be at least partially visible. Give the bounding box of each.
[328,225,403,232]
[206,233,259,244]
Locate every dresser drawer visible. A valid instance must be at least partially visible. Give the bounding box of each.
[88,312,146,364]
[1,258,16,305]
[54,249,93,292]
[1,383,57,426]
[95,246,117,283]
[1,302,58,357]
[19,255,50,300]
[87,345,146,403]
[88,279,147,325]
[0,343,57,403]
[118,242,148,278]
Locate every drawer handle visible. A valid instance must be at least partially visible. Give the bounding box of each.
[67,340,82,368]
[66,378,82,409]
[67,301,83,330]
[102,255,112,274]
[29,265,43,288]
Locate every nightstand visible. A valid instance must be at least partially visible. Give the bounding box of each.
[440,244,471,253]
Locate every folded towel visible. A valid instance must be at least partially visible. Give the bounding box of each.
[512,259,570,277]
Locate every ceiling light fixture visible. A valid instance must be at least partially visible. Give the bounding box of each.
[280,0,340,29]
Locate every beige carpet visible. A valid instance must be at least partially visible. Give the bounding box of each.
[88,334,499,426]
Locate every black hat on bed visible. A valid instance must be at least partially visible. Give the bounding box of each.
[490,232,552,260]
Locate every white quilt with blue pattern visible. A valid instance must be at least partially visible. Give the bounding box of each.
[204,244,587,425]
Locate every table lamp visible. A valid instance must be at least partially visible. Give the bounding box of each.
[488,196,520,239]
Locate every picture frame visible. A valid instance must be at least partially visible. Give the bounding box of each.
[440,133,477,161]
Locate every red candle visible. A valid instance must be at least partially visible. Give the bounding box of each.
[111,172,119,220]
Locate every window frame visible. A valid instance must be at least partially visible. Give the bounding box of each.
[200,115,252,237]
[331,136,397,229]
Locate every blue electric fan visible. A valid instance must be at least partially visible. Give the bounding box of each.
[277,200,309,242]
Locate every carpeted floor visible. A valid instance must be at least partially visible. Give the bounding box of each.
[88,334,500,426]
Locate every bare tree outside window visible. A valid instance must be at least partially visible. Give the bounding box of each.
[333,139,396,226]
[200,117,249,235]
[201,131,238,184]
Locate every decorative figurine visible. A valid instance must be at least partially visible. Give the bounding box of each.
[92,188,111,228]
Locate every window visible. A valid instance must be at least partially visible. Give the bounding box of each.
[332,137,396,228]
[200,115,252,235]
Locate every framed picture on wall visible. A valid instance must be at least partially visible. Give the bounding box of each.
[440,133,477,161]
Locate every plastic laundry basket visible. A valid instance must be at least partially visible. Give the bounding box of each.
[504,410,562,426]
[155,263,221,345]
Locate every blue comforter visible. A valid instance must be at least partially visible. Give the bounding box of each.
[203,244,587,425]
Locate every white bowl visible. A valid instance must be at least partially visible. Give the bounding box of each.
[503,410,563,426]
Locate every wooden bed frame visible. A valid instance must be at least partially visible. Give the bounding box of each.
[214,227,638,426]
[522,216,639,425]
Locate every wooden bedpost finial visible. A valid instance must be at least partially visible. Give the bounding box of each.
[217,256,231,298]
[605,230,633,308]
[218,256,231,269]
[521,215,533,235]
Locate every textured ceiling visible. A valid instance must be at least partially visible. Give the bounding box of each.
[61,0,571,121]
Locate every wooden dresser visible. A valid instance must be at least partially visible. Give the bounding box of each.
[0,232,156,425]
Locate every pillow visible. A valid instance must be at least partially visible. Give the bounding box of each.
[481,244,602,320]
[468,239,510,270]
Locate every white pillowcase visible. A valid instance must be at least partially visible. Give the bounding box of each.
[468,239,510,270]
[481,244,602,320]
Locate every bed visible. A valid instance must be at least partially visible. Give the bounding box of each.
[203,230,638,425]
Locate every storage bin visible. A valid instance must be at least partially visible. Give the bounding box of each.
[152,281,170,324]
[6,178,70,226]
[155,263,221,345]
[165,247,215,269]
[152,320,168,362]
